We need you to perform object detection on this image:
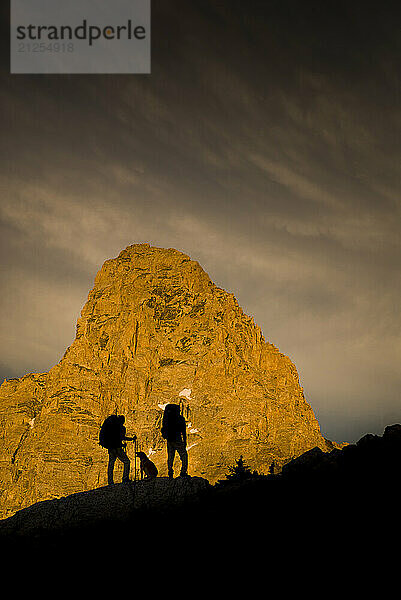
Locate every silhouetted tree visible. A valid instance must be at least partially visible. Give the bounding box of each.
[227,456,252,480]
[216,455,260,487]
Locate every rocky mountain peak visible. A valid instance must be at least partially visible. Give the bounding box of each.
[0,244,336,518]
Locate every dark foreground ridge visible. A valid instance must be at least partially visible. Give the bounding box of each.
[1,424,400,555]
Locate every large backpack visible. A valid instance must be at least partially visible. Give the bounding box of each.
[161,404,184,442]
[99,415,122,449]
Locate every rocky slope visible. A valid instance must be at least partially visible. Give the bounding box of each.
[0,243,337,518]
[0,476,211,540]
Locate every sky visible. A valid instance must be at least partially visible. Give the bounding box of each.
[0,0,400,443]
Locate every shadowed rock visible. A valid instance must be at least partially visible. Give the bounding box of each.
[0,476,210,539]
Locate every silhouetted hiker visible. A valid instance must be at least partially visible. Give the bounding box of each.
[161,403,189,478]
[99,415,137,484]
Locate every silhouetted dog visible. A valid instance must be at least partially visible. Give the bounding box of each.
[136,452,158,480]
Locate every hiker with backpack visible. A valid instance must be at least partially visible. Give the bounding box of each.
[99,414,137,484]
[161,403,189,478]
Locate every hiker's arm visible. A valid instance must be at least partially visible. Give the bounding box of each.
[124,434,137,442]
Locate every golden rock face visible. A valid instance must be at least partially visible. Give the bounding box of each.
[0,244,334,518]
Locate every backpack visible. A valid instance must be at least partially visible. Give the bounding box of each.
[161,404,184,442]
[99,415,123,449]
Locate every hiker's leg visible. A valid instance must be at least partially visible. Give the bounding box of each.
[116,447,130,482]
[177,442,188,475]
[108,449,117,485]
[167,441,175,477]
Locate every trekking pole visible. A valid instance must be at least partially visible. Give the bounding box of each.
[134,437,138,483]
[127,436,137,512]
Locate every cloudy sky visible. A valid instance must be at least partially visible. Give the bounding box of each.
[1,1,400,443]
